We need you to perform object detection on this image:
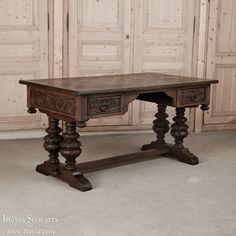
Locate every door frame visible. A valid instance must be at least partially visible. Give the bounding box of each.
[195,0,211,132]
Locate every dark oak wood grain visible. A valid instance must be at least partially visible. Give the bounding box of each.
[19,72,217,95]
[19,72,218,191]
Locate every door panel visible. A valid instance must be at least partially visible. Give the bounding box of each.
[69,0,133,127]
[0,0,49,130]
[133,0,196,126]
[203,0,236,129]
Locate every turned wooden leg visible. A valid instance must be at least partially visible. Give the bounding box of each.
[60,121,81,171]
[60,121,92,191]
[142,103,170,150]
[36,117,62,176]
[170,108,199,165]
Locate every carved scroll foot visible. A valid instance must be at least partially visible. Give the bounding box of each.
[36,161,59,176]
[36,162,50,176]
[59,170,92,191]
[142,103,170,151]
[169,148,199,165]
[36,117,62,176]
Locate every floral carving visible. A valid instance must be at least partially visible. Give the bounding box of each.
[181,88,206,105]
[88,96,121,116]
[31,90,76,115]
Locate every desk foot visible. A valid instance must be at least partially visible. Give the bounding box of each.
[141,143,199,165]
[36,162,92,191]
[36,161,59,177]
[59,168,92,191]
[142,142,155,151]
[169,148,199,165]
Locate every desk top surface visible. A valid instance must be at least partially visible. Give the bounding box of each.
[20,73,218,95]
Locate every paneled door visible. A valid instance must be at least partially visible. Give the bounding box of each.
[68,0,133,128]
[0,0,49,130]
[132,0,196,126]
[203,0,236,130]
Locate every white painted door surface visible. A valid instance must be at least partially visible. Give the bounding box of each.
[0,0,49,130]
[68,0,133,128]
[203,0,236,130]
[132,0,196,126]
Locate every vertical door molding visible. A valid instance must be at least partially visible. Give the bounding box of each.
[53,0,63,78]
[195,0,211,131]
[201,0,236,131]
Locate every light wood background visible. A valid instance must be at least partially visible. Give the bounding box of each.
[0,0,235,132]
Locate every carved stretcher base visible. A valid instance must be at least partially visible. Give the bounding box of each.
[37,143,198,192]
[142,142,199,165]
[36,102,199,192]
[36,149,171,191]
[36,161,92,192]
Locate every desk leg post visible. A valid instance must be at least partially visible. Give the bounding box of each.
[170,108,199,165]
[60,121,92,191]
[36,117,62,176]
[142,103,170,150]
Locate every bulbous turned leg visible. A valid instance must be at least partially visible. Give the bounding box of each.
[36,117,62,176]
[60,121,81,171]
[171,108,188,149]
[142,103,170,150]
[170,108,199,165]
[60,121,92,191]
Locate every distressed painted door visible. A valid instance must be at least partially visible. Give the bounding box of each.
[203,0,236,130]
[132,0,196,127]
[0,0,49,130]
[68,0,133,128]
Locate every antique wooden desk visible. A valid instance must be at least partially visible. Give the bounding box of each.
[20,73,218,191]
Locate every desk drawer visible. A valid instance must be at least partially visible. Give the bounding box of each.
[178,87,207,107]
[87,95,121,117]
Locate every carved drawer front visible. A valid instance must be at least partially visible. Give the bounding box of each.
[87,96,121,117]
[179,87,207,106]
[31,89,76,116]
